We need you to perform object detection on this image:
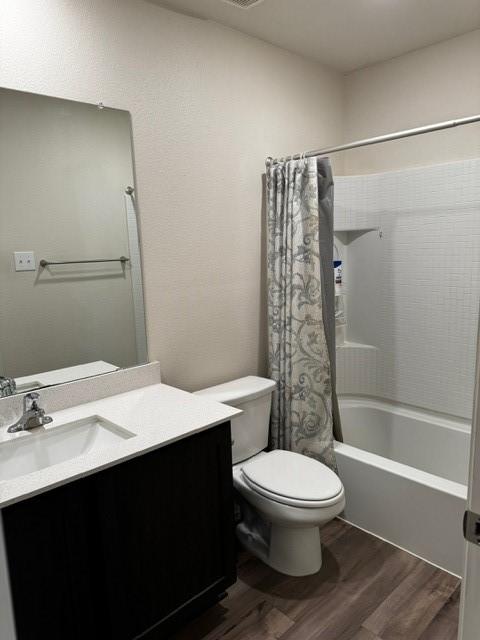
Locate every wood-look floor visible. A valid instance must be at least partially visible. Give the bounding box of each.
[173,519,461,640]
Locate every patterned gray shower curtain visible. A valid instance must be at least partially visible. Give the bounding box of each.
[266,156,342,471]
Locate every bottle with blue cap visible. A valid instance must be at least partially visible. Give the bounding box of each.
[333,244,342,291]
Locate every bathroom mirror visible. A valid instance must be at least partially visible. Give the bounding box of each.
[0,88,147,396]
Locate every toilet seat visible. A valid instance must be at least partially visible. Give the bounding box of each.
[241,450,344,509]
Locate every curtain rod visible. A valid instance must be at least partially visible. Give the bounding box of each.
[266,114,480,166]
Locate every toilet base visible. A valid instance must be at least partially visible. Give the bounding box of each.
[236,521,322,577]
[269,524,323,576]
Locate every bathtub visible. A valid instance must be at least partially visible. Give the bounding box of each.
[335,395,470,576]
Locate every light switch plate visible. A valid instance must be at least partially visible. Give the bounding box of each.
[14,251,36,272]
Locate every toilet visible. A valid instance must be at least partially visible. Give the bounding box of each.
[194,376,345,577]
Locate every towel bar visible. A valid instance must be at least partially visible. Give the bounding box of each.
[39,256,129,268]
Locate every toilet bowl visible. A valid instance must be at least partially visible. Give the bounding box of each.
[194,376,345,576]
[234,451,345,575]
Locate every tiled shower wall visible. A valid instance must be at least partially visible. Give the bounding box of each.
[335,158,480,420]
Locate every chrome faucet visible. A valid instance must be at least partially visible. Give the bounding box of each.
[7,393,53,433]
[0,376,16,398]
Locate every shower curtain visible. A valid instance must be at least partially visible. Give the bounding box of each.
[266,156,341,470]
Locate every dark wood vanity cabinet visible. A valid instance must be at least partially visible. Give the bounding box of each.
[2,422,236,640]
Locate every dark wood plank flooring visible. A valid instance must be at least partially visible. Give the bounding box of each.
[172,519,460,640]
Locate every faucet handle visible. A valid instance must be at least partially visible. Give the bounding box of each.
[0,376,16,398]
[24,392,40,411]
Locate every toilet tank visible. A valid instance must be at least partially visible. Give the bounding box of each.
[194,376,276,464]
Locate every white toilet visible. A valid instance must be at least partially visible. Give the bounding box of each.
[194,376,345,577]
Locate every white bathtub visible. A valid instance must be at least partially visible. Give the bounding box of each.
[335,395,470,576]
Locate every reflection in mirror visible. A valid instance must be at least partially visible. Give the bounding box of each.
[0,88,147,395]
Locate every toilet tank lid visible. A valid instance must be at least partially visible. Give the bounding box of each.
[193,376,276,404]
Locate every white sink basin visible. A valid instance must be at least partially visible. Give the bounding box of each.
[0,416,135,482]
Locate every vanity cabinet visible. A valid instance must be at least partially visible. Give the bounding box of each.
[2,422,236,640]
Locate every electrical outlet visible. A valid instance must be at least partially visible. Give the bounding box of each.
[14,251,36,272]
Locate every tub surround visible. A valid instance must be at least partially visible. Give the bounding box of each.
[0,379,241,509]
[335,158,480,420]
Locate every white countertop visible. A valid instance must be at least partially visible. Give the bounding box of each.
[0,383,241,509]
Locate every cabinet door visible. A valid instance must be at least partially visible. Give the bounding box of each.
[2,476,110,640]
[95,422,236,639]
[2,422,235,640]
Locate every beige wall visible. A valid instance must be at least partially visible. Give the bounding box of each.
[0,89,138,377]
[342,30,480,174]
[0,0,344,390]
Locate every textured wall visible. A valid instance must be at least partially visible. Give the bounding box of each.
[335,159,480,420]
[0,0,344,391]
[342,30,480,174]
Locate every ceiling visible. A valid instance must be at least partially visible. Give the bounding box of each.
[149,0,480,72]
